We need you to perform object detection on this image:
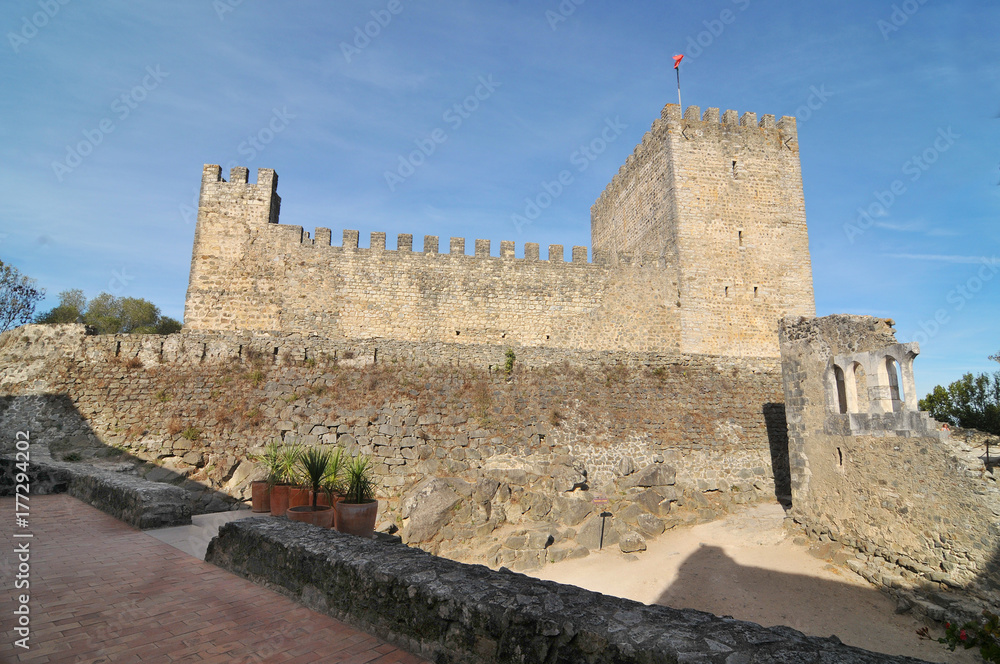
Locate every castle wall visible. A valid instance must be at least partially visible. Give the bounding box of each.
[184,166,681,352]
[593,105,815,357]
[1,325,787,567]
[779,315,1000,608]
[185,102,817,359]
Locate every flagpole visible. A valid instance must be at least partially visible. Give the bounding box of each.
[676,65,681,108]
[672,54,684,109]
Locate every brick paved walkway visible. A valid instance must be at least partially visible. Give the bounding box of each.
[0,495,429,664]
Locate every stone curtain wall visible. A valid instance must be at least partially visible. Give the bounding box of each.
[185,165,682,353]
[206,518,927,664]
[1,325,786,567]
[592,104,816,358]
[779,315,1000,610]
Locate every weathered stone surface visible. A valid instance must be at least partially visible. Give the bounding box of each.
[636,513,665,537]
[621,463,676,489]
[619,531,647,553]
[0,455,191,529]
[207,517,928,664]
[552,496,593,526]
[576,513,620,550]
[401,478,462,544]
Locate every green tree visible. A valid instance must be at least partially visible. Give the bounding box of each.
[35,289,85,324]
[921,369,1000,436]
[36,290,182,335]
[0,259,45,332]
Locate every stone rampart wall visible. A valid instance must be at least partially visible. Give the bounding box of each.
[206,517,927,664]
[1,325,788,568]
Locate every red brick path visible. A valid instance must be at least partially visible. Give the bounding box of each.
[0,495,429,664]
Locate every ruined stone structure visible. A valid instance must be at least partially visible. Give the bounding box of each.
[779,315,1000,615]
[184,103,815,358]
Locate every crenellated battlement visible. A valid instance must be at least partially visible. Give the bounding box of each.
[277,226,663,267]
[593,104,798,214]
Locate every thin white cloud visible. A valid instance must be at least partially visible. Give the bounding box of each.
[885,254,999,264]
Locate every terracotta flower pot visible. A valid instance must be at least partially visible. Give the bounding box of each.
[251,480,271,513]
[311,490,332,507]
[286,505,335,529]
[269,484,290,517]
[288,486,310,509]
[334,500,378,539]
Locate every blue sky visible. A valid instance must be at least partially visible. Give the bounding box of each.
[2,1,998,397]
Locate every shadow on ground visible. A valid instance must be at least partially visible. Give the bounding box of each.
[655,544,970,662]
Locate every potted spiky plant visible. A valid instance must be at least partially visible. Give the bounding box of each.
[269,442,302,517]
[287,447,335,528]
[318,447,345,509]
[249,439,282,513]
[334,455,378,538]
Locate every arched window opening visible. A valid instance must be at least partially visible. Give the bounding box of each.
[834,365,848,414]
[885,356,904,412]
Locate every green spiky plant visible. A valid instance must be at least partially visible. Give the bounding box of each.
[343,454,376,505]
[277,441,304,485]
[298,447,332,508]
[250,439,285,486]
[321,447,345,499]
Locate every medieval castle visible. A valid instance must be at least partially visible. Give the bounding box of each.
[184,103,815,358]
[4,100,997,661]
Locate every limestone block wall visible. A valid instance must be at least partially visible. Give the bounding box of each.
[592,104,815,358]
[779,314,1000,606]
[184,166,681,353]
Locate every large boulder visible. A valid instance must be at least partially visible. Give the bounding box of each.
[401,477,464,544]
[576,512,620,550]
[619,531,647,553]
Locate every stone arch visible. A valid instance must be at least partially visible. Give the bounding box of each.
[833,364,848,414]
[884,355,904,413]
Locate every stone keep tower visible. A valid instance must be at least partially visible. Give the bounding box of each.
[592,104,816,356]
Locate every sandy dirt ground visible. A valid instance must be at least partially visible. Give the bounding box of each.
[530,503,980,663]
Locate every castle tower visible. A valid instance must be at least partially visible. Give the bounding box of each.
[184,165,283,330]
[591,104,816,357]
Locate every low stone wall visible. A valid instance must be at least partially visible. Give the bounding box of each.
[206,518,928,663]
[0,456,191,529]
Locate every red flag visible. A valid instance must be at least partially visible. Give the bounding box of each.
[673,54,684,69]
